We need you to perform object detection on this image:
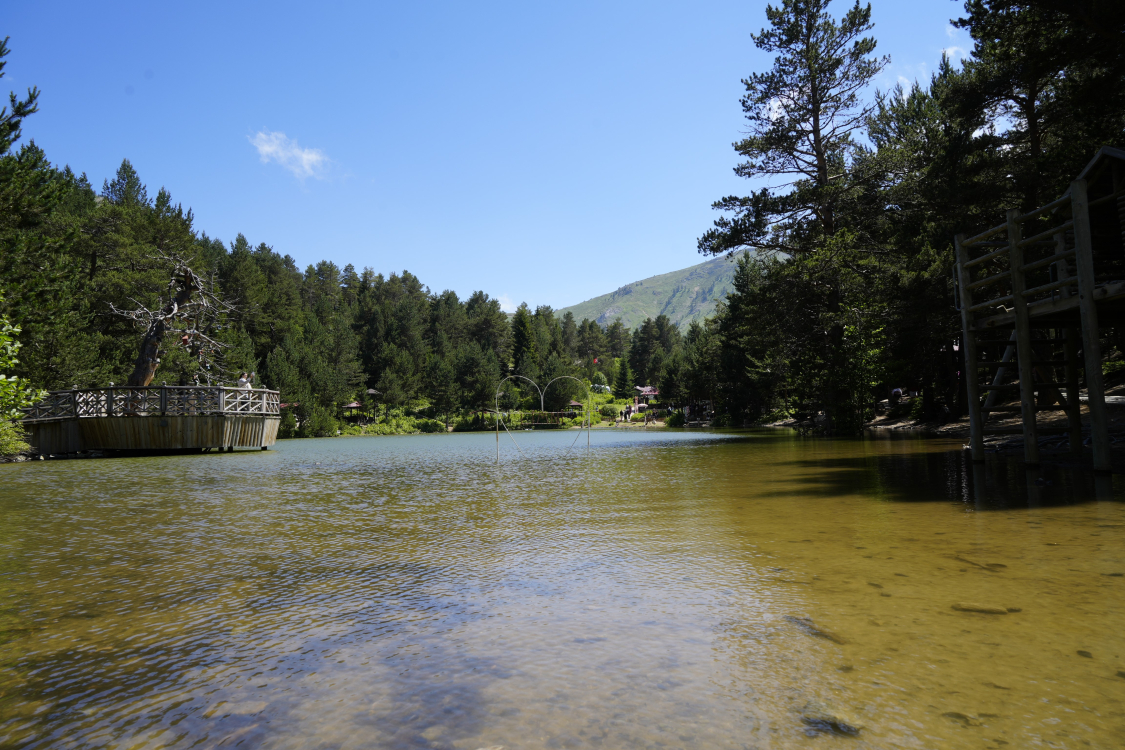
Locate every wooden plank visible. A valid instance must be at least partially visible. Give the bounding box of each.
[1016,194,1071,223]
[964,223,1007,247]
[967,270,1010,291]
[1022,278,1077,298]
[1007,209,1040,464]
[964,245,1009,269]
[1018,220,1073,248]
[1071,179,1111,471]
[968,295,1013,314]
[970,280,1125,330]
[1023,248,1075,273]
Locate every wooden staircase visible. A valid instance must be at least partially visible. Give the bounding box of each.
[954,147,1125,470]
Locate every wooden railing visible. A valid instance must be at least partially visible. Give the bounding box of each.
[956,182,1125,327]
[21,386,281,422]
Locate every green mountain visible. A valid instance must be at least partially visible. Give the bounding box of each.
[557,255,740,330]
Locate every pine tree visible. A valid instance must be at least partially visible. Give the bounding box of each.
[613,357,634,400]
[510,303,536,371]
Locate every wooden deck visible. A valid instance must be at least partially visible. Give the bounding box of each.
[955,146,1125,470]
[21,386,281,455]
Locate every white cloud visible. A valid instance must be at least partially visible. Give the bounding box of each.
[249,130,328,179]
[943,46,967,60]
[946,24,957,38]
[497,294,517,313]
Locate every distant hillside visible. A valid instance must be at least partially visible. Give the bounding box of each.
[557,255,740,331]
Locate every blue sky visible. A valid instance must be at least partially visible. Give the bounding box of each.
[5,1,971,312]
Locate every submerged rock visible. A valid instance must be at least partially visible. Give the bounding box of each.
[952,603,1009,615]
[1077,650,1093,658]
[942,711,982,726]
[801,700,863,736]
[953,556,1006,572]
[784,615,848,645]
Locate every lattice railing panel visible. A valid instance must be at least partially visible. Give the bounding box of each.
[22,391,76,420]
[221,388,275,414]
[23,387,280,421]
[74,390,110,417]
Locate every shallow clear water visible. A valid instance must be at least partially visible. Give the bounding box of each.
[1,429,1123,749]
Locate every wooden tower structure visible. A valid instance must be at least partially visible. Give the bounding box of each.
[954,147,1125,470]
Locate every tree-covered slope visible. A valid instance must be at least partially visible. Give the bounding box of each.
[557,255,740,331]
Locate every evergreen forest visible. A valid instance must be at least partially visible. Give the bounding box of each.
[2,0,1124,444]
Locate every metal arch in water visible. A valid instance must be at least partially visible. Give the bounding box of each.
[493,375,593,463]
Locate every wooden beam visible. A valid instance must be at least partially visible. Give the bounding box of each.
[1071,179,1112,472]
[958,235,985,461]
[970,280,1125,330]
[983,331,1017,411]
[956,234,985,461]
[1007,209,1040,464]
[1055,231,1083,456]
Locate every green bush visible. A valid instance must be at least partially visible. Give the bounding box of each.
[300,406,339,437]
[415,418,445,433]
[909,397,925,420]
[887,400,913,419]
[599,404,621,418]
[452,414,498,432]
[278,410,298,438]
[665,410,685,427]
[0,420,30,457]
[758,407,791,424]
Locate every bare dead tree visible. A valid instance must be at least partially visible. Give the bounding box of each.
[110,255,235,386]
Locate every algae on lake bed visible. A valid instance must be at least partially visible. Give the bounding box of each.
[1,429,1123,748]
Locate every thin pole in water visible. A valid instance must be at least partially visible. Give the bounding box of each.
[496,412,499,464]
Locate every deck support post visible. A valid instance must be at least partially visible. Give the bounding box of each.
[1055,231,1084,456]
[1072,179,1112,471]
[955,234,985,461]
[982,331,1017,413]
[1007,210,1040,465]
[1064,328,1083,455]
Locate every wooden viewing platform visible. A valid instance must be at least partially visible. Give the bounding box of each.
[21,385,281,456]
[955,147,1125,470]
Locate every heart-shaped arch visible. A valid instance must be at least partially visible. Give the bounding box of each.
[493,375,593,462]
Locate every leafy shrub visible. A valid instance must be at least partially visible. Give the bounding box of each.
[599,404,620,418]
[278,410,298,438]
[0,420,30,457]
[909,397,925,420]
[665,410,685,427]
[415,418,445,433]
[758,408,791,424]
[452,414,498,432]
[299,406,339,437]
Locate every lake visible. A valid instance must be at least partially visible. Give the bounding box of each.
[1,429,1123,749]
